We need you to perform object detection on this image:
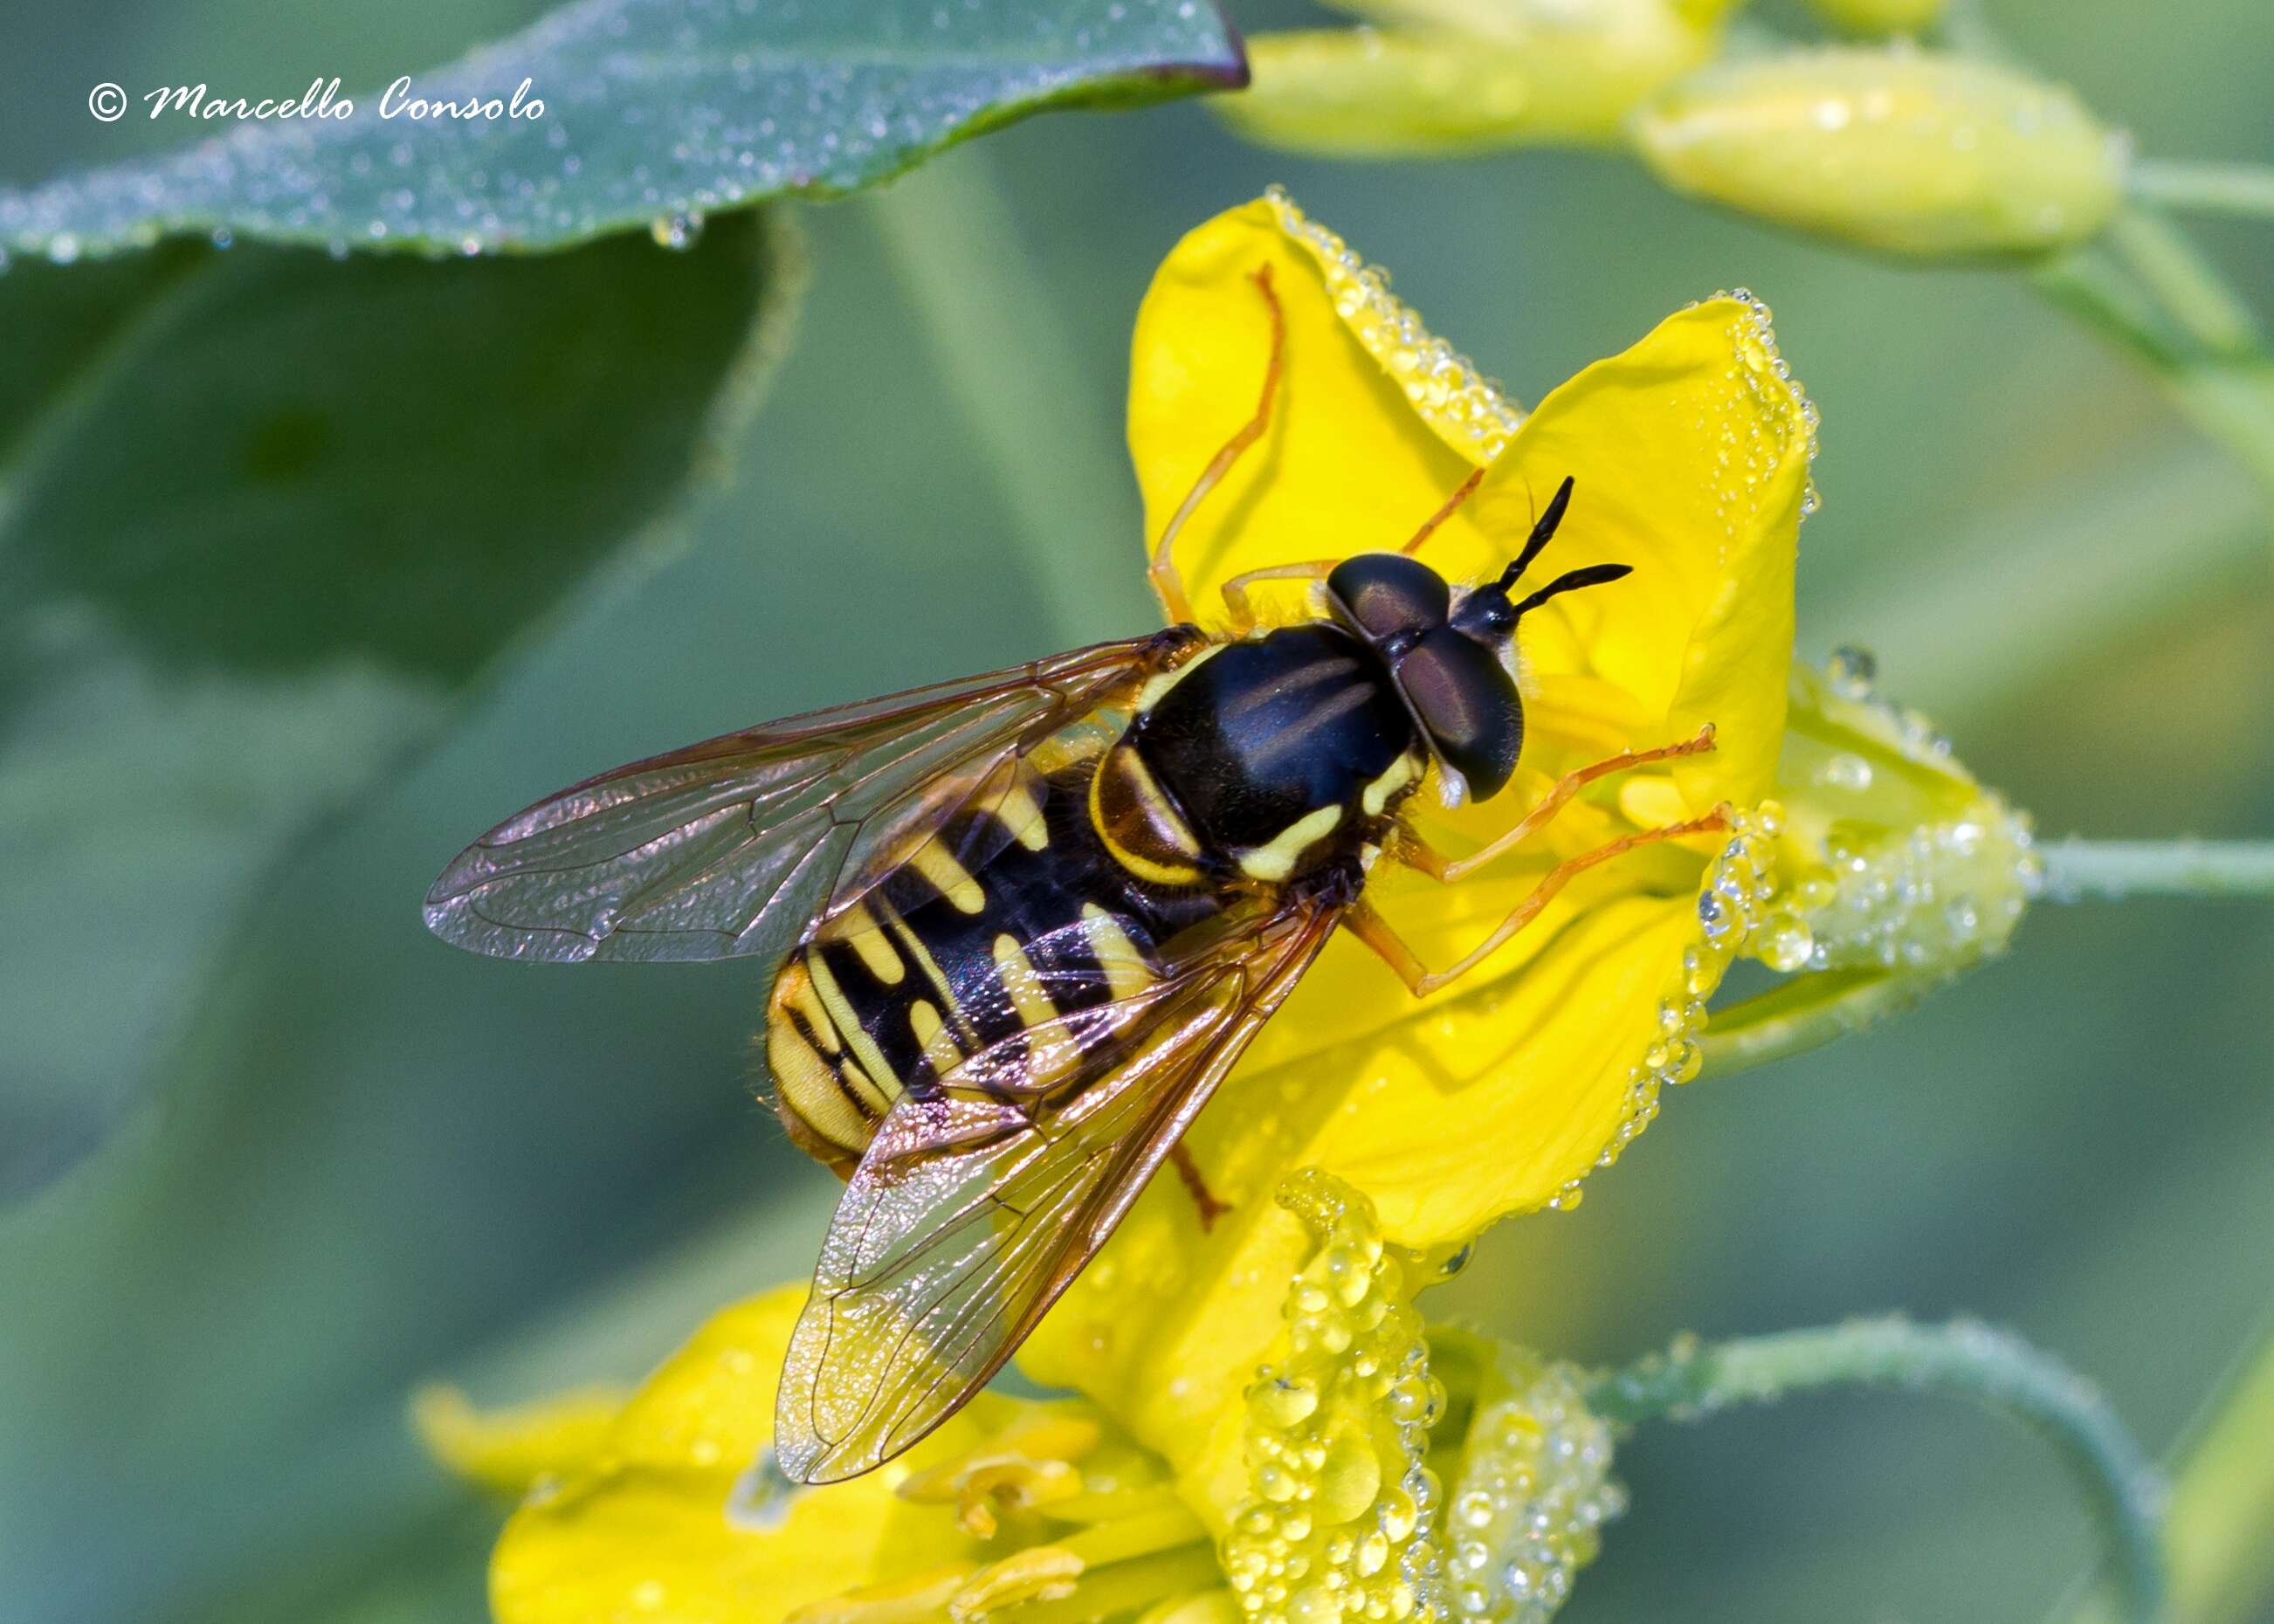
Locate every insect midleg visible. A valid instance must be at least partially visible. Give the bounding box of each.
[1148,264,1285,625]
[1348,807,1733,998]
[1218,459,1491,626]
[1398,726,1719,884]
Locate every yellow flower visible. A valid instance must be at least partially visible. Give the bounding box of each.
[444,1178,1628,1624]
[446,1286,1221,1624]
[1630,47,2128,258]
[1216,0,1739,155]
[1018,193,1809,1508]
[425,197,2064,1624]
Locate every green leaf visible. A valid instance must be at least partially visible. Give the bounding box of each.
[0,210,795,1198]
[0,0,1245,259]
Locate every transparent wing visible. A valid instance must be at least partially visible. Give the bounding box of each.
[423,635,1182,965]
[773,895,1346,1483]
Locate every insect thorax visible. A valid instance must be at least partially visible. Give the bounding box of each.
[1111,624,1427,885]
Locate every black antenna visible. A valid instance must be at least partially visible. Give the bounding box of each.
[1511,562,1633,620]
[1496,475,1576,592]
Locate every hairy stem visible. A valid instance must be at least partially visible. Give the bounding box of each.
[2059,1318,2274,1624]
[2040,838,2274,902]
[1589,1318,2165,1624]
[2131,160,2274,223]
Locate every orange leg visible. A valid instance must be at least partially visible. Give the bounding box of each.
[1149,265,1285,625]
[1398,726,1719,884]
[1220,559,1337,631]
[1168,1141,1230,1230]
[1398,465,1486,555]
[1218,464,1492,629]
[1349,808,1733,998]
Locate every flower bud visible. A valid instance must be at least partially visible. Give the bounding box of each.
[1754,650,2040,981]
[1220,0,1734,155]
[1438,1336,1623,1624]
[1630,47,2128,257]
[1803,0,1947,33]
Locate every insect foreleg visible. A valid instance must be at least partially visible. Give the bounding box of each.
[1219,559,1340,631]
[1149,265,1285,625]
[1351,807,1733,998]
[1400,726,1719,884]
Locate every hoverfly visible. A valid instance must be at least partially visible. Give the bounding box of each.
[424,266,1723,1484]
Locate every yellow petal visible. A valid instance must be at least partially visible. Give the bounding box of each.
[414,1382,629,1498]
[492,1285,997,1624]
[1126,196,1519,627]
[1223,3,1728,155]
[1219,1175,1437,1624]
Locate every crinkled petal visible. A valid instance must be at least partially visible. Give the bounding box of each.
[1462,294,1812,815]
[491,1286,995,1624]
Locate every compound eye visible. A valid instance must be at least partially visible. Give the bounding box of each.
[1396,628,1524,802]
[1326,553,1451,646]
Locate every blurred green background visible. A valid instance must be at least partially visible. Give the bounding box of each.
[2,2,2270,1622]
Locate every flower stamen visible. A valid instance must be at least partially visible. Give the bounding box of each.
[897,1410,1106,1536]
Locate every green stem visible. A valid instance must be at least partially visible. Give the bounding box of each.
[1589,1318,2166,1624]
[2041,838,2274,902]
[2059,1318,2274,1624]
[2105,210,2263,357]
[2131,160,2274,223]
[2034,217,2274,499]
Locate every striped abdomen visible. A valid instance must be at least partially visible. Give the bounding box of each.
[764,764,1224,1173]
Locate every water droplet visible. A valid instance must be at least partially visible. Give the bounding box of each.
[1826,644,1878,698]
[649,210,705,250]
